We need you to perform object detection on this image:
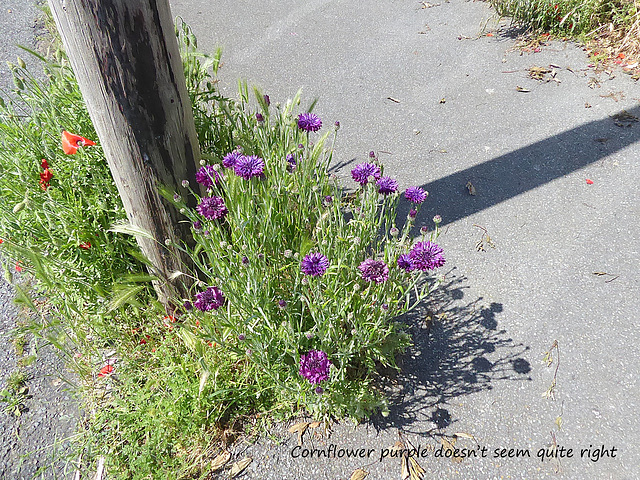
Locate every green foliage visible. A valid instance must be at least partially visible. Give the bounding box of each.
[491,0,638,37]
[0,20,445,479]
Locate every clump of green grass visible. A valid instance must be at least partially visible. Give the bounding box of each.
[491,0,638,43]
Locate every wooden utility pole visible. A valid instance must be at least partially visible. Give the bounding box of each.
[47,0,200,308]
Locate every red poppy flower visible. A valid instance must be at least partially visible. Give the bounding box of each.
[39,168,54,190]
[41,159,49,169]
[79,242,91,250]
[97,364,114,377]
[586,179,594,185]
[0,239,3,244]
[15,261,22,272]
[62,130,96,155]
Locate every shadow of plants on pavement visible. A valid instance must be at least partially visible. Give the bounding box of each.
[375,269,532,434]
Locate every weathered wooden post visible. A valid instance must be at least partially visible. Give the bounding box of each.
[47,0,200,308]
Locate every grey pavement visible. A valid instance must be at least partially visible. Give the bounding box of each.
[169,0,640,479]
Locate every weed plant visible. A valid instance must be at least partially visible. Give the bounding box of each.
[0,21,446,478]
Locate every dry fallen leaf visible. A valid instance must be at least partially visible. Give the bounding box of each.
[229,457,252,478]
[441,437,463,463]
[466,181,476,196]
[350,468,369,480]
[515,85,531,92]
[408,456,426,480]
[210,450,231,471]
[401,455,410,480]
[309,421,322,429]
[288,422,309,446]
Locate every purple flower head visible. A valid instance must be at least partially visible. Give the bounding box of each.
[238,333,246,341]
[297,112,322,132]
[234,155,265,180]
[195,165,223,188]
[397,254,415,272]
[194,286,225,312]
[409,241,445,271]
[390,227,399,237]
[324,195,333,206]
[334,121,340,130]
[183,300,193,311]
[405,186,428,204]
[264,94,270,106]
[420,226,429,235]
[433,214,442,224]
[222,150,243,169]
[242,256,249,265]
[351,163,381,186]
[286,153,297,172]
[299,349,331,384]
[301,252,329,277]
[369,151,376,158]
[193,220,202,230]
[256,113,264,122]
[376,176,398,195]
[409,209,417,219]
[278,299,287,310]
[197,196,228,220]
[358,259,390,284]
[315,386,324,395]
[381,303,389,311]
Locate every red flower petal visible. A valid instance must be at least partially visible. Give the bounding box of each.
[0,239,4,244]
[586,179,594,184]
[15,261,22,272]
[41,158,49,169]
[62,130,96,155]
[79,242,91,250]
[97,365,114,377]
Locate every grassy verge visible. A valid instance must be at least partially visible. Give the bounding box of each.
[0,16,446,479]
[491,0,640,71]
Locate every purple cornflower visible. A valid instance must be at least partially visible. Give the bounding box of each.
[286,153,296,172]
[297,113,322,132]
[397,254,415,272]
[234,155,265,180]
[351,163,381,186]
[193,220,202,230]
[196,196,228,220]
[358,259,390,284]
[409,241,445,271]
[301,252,329,277]
[376,176,398,195]
[222,150,243,169]
[195,165,223,188]
[299,349,331,384]
[404,186,428,204]
[408,209,417,219]
[194,286,225,312]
